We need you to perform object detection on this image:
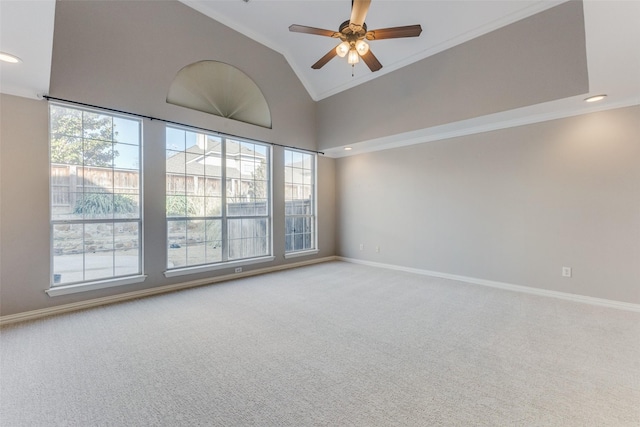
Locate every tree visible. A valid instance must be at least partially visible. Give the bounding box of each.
[248,160,267,200]
[50,105,119,167]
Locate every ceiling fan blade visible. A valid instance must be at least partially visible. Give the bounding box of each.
[289,25,340,38]
[361,49,382,72]
[311,47,339,69]
[350,0,371,28]
[366,24,423,40]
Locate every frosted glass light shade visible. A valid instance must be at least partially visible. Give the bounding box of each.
[347,49,360,64]
[355,40,369,55]
[336,42,350,58]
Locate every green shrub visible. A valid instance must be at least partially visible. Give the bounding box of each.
[74,193,137,215]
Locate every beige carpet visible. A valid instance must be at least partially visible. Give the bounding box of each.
[1,261,639,426]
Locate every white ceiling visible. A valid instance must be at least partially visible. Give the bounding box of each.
[1,0,639,155]
[0,0,55,99]
[181,0,570,101]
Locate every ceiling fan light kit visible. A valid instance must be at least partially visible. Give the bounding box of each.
[289,0,422,73]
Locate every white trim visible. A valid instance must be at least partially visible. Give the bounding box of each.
[164,256,275,278]
[46,275,147,297]
[284,249,319,259]
[1,256,337,326]
[337,257,640,313]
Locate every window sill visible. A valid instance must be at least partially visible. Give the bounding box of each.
[164,256,276,278]
[46,275,147,297]
[284,249,319,259]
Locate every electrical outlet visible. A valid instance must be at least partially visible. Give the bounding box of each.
[375,246,380,253]
[359,243,364,251]
[235,267,242,273]
[562,267,572,278]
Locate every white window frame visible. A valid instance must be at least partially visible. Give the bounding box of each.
[284,148,318,258]
[47,103,145,297]
[164,126,273,277]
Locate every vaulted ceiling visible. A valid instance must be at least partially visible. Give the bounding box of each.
[1,0,639,155]
[1,1,638,102]
[182,0,571,101]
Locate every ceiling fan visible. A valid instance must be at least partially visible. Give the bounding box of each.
[289,0,422,72]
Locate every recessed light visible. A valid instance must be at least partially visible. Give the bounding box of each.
[584,94,607,103]
[344,147,352,151]
[0,52,22,64]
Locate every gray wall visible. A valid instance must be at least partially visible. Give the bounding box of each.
[50,0,316,149]
[317,0,588,150]
[0,0,335,317]
[336,106,640,304]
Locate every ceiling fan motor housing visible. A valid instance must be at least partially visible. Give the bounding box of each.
[339,20,368,41]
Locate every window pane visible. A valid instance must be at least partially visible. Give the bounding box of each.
[83,112,113,141]
[114,222,140,276]
[285,234,294,253]
[166,150,186,172]
[205,220,222,264]
[50,136,83,165]
[254,199,268,216]
[82,167,112,192]
[240,159,254,176]
[114,171,140,194]
[114,194,140,220]
[167,175,186,195]
[292,167,303,185]
[51,105,82,137]
[167,195,187,218]
[80,193,114,220]
[284,166,293,184]
[203,177,221,197]
[250,180,268,199]
[168,220,187,268]
[186,196,205,217]
[113,117,140,145]
[285,216,294,235]
[292,151,303,166]
[52,223,84,284]
[255,218,267,238]
[284,149,293,167]
[302,153,312,170]
[84,140,113,167]
[303,233,312,250]
[205,197,222,216]
[166,127,185,152]
[84,223,114,281]
[186,219,207,267]
[185,131,201,153]
[113,143,140,170]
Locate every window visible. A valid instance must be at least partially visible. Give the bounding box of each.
[166,127,271,272]
[284,149,316,255]
[49,104,143,291]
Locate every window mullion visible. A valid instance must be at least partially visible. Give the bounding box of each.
[221,137,228,262]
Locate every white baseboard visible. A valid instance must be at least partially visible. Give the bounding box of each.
[337,257,640,313]
[0,256,338,326]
